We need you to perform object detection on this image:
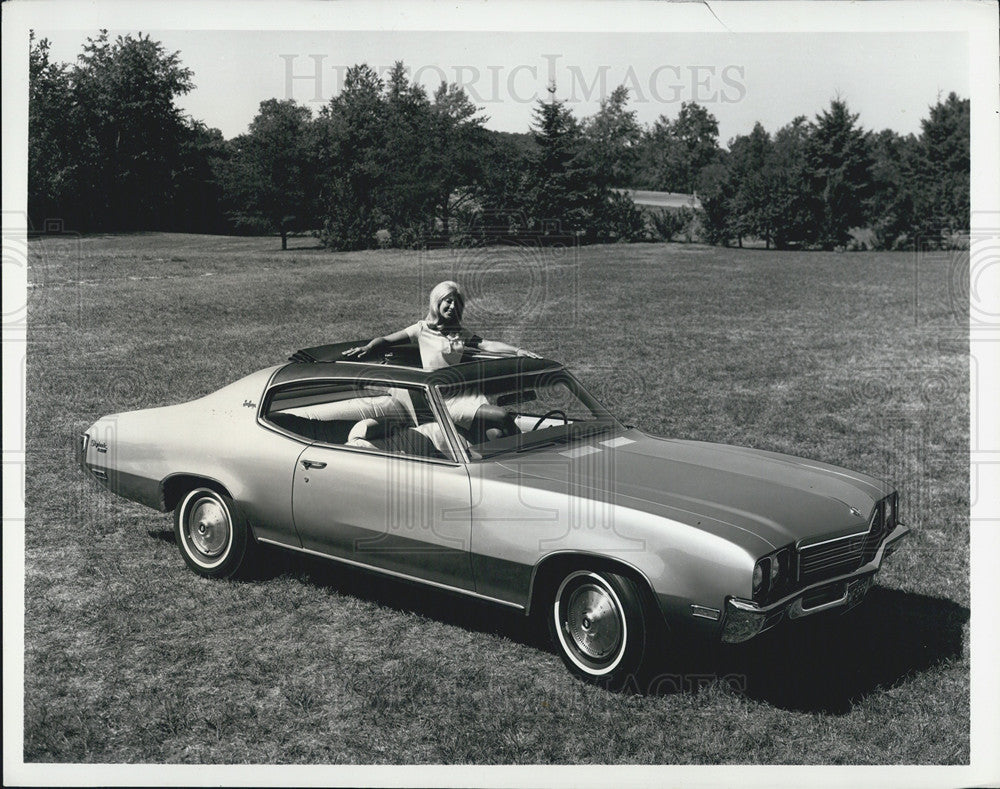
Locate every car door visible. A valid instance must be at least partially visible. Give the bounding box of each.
[285,380,475,592]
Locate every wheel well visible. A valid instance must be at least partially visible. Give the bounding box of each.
[527,553,659,620]
[161,475,232,513]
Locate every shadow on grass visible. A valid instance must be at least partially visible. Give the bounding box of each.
[148,530,536,640]
[670,585,969,714]
[149,532,967,714]
[276,548,539,643]
[276,547,969,714]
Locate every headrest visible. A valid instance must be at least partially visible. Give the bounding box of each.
[347,418,389,446]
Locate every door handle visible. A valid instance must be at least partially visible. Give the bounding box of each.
[301,459,327,470]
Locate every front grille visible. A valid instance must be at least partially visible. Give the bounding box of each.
[799,534,867,580]
[799,498,891,583]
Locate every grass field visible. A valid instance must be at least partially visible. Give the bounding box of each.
[22,233,969,764]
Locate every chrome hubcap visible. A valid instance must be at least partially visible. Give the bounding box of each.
[188,498,229,557]
[565,582,622,661]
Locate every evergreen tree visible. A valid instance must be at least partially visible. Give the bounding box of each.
[525,85,593,234]
[803,99,872,249]
[865,128,918,249]
[524,85,642,242]
[913,92,969,238]
[474,130,536,237]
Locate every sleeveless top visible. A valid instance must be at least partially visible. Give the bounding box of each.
[404,320,482,370]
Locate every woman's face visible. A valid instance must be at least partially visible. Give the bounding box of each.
[438,293,460,322]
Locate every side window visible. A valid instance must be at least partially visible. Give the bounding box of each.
[263,381,453,461]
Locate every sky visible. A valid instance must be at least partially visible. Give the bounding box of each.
[39,29,969,145]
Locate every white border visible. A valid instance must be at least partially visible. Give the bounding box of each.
[3,1,998,787]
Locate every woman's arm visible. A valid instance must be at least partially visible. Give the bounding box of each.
[342,328,411,358]
[478,339,541,358]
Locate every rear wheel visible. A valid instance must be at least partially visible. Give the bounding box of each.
[174,487,256,579]
[548,569,653,687]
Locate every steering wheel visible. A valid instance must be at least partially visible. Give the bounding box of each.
[531,409,568,431]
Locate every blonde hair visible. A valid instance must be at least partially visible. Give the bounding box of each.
[425,280,465,328]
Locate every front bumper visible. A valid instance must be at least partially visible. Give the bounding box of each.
[721,521,909,643]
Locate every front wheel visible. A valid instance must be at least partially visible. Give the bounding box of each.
[548,570,653,687]
[174,487,257,579]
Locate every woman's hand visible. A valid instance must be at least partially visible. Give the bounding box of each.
[342,342,373,358]
[516,348,542,359]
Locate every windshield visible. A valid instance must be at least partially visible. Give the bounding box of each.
[435,370,623,459]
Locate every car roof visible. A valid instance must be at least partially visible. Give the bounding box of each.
[274,341,562,387]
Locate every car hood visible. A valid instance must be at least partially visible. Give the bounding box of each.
[495,431,891,550]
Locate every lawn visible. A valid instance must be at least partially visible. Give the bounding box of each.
[21,233,969,764]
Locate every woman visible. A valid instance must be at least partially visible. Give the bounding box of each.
[342,280,539,440]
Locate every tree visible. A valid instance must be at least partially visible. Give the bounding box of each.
[768,117,815,249]
[695,157,735,246]
[426,81,489,238]
[29,31,196,231]
[522,84,642,242]
[912,92,969,238]
[70,31,195,230]
[633,102,720,195]
[803,99,872,249]
[633,115,685,191]
[314,64,388,250]
[865,128,918,249]
[580,85,641,188]
[525,85,592,234]
[672,102,722,194]
[380,62,435,243]
[474,130,535,237]
[171,119,230,234]
[29,34,76,228]
[218,99,315,249]
[727,122,775,247]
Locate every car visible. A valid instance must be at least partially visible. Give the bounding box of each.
[80,341,909,685]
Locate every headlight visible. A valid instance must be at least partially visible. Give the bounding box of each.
[753,548,792,601]
[752,560,766,595]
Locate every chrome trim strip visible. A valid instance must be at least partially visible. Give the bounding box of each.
[798,527,872,550]
[255,537,525,611]
[788,585,850,617]
[425,381,473,464]
[691,605,721,621]
[297,440,462,468]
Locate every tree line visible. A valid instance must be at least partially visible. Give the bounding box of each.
[29,32,969,251]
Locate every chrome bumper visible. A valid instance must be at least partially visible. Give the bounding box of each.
[721,522,909,643]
